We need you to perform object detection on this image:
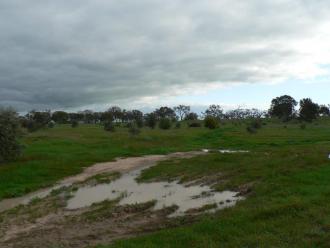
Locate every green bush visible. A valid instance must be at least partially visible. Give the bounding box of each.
[136,119,144,128]
[175,122,181,128]
[129,124,141,136]
[159,118,171,130]
[104,121,115,132]
[71,120,79,128]
[188,122,202,128]
[245,119,263,134]
[246,126,257,134]
[250,119,262,129]
[48,121,55,128]
[0,108,22,163]
[204,116,218,129]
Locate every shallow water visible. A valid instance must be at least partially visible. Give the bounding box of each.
[67,166,243,217]
[0,184,71,213]
[0,150,246,214]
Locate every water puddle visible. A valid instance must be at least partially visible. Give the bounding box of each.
[67,166,243,217]
[0,184,71,213]
[203,149,249,154]
[0,150,246,215]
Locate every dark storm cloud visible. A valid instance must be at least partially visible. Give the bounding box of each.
[1,0,330,110]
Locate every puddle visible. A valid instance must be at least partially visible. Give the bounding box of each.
[0,184,71,213]
[219,149,249,153]
[67,165,243,217]
[202,149,249,154]
[0,152,205,213]
[0,150,245,214]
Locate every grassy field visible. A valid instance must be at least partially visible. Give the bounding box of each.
[1,120,330,200]
[2,119,330,246]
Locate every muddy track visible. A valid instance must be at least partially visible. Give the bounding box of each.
[0,151,208,248]
[0,151,206,213]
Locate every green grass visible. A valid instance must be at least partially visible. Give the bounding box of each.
[0,124,211,199]
[2,119,330,246]
[98,139,330,247]
[1,121,330,200]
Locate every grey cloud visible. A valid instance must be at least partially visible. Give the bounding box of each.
[1,0,330,111]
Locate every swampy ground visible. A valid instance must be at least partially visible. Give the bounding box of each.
[1,119,330,247]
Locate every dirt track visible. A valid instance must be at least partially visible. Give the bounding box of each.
[0,151,207,248]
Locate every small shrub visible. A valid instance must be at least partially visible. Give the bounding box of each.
[300,123,306,130]
[48,121,55,128]
[159,118,171,130]
[250,119,262,129]
[129,125,141,136]
[71,120,79,128]
[136,119,144,128]
[246,126,257,134]
[188,122,201,128]
[23,120,43,132]
[104,121,115,132]
[246,119,262,134]
[204,116,218,129]
[175,122,181,128]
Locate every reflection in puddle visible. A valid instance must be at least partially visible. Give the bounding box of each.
[67,166,243,217]
[202,149,249,154]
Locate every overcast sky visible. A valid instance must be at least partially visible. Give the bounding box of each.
[1,0,330,112]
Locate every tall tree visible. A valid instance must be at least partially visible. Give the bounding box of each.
[319,105,330,116]
[154,107,176,120]
[144,113,157,129]
[100,111,113,123]
[80,110,94,124]
[299,98,319,122]
[107,106,122,122]
[25,110,52,131]
[204,105,224,120]
[174,105,190,121]
[269,95,297,121]
[68,112,84,122]
[52,111,68,124]
[185,112,198,121]
[131,110,144,127]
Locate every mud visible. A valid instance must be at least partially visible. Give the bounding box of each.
[0,150,245,248]
[66,165,242,217]
[0,151,205,213]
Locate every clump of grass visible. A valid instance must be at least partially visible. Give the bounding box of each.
[83,199,119,221]
[83,199,157,222]
[50,186,70,196]
[246,119,262,134]
[129,125,141,136]
[83,172,121,185]
[188,122,202,128]
[104,121,115,132]
[30,197,42,205]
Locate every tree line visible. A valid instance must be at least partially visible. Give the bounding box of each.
[0,95,329,163]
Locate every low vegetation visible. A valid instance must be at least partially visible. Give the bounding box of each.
[1,95,330,247]
[99,136,330,247]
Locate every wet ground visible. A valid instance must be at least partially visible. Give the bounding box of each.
[67,164,242,217]
[0,150,247,248]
